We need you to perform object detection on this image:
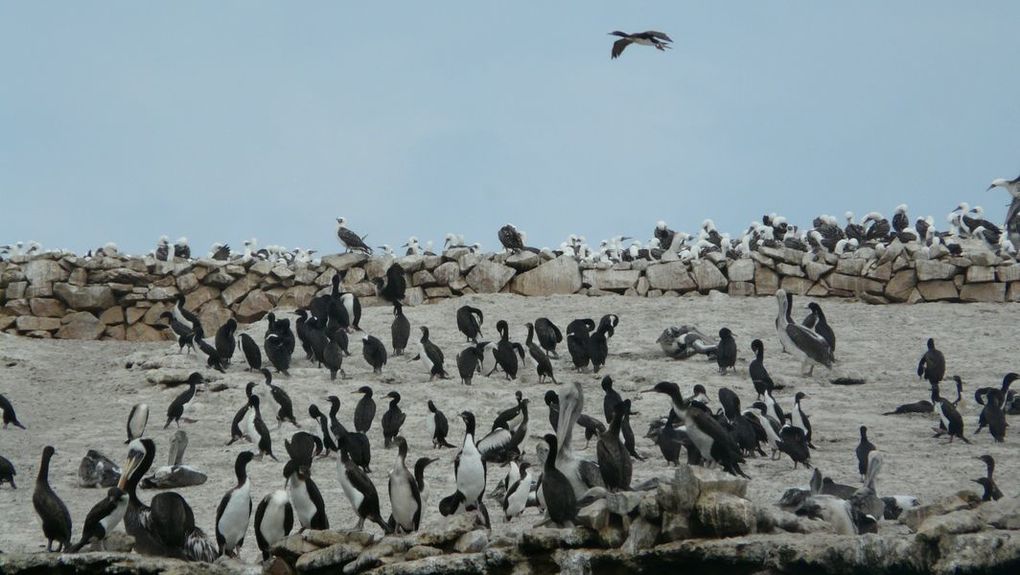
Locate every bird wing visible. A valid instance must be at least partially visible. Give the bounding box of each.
[646,31,673,42]
[611,38,631,59]
[786,324,832,366]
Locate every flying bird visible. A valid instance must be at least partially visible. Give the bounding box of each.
[609,30,673,59]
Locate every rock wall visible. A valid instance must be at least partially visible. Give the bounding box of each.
[2,239,1019,340]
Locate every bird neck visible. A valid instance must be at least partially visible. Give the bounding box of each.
[235,457,249,485]
[37,451,52,484]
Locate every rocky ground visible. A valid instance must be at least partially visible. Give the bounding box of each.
[0,292,1018,567]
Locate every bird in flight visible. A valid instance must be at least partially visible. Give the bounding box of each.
[609,30,673,59]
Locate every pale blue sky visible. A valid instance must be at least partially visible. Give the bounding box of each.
[2,2,1018,255]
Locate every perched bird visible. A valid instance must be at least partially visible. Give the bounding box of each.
[974,455,1004,502]
[214,319,237,367]
[427,400,456,449]
[254,490,293,561]
[856,426,876,480]
[716,328,737,374]
[776,290,833,376]
[391,302,410,355]
[457,305,484,343]
[387,437,423,533]
[802,303,836,357]
[337,446,390,533]
[525,322,556,383]
[239,333,262,371]
[335,217,372,254]
[749,339,777,400]
[498,224,526,253]
[362,334,387,375]
[33,446,72,552]
[284,460,329,531]
[539,434,578,527]
[374,263,407,303]
[262,368,298,429]
[164,372,204,429]
[173,237,191,260]
[0,393,28,429]
[353,386,377,434]
[609,30,673,59]
[382,392,406,448]
[69,486,128,552]
[214,451,254,558]
[917,338,946,387]
[534,317,563,358]
[597,400,633,491]
[416,326,448,380]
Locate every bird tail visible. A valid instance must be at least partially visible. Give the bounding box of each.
[14,421,26,430]
[372,513,392,534]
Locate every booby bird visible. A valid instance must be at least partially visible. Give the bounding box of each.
[802,302,836,356]
[382,392,406,448]
[353,386,376,434]
[337,446,391,533]
[525,322,556,383]
[974,455,1004,501]
[391,302,410,355]
[164,372,204,429]
[335,217,372,254]
[416,326,448,380]
[427,400,456,448]
[856,426,876,480]
[534,317,563,358]
[246,395,279,460]
[239,333,262,371]
[609,30,673,58]
[209,243,231,260]
[498,224,526,253]
[0,394,26,430]
[158,311,195,354]
[254,490,293,561]
[172,237,190,260]
[387,437,423,533]
[214,451,253,557]
[69,486,128,552]
[489,320,519,380]
[362,334,387,375]
[917,338,946,387]
[263,368,298,429]
[155,236,170,261]
[539,434,578,527]
[988,174,1020,248]
[120,439,218,561]
[457,305,484,343]
[284,459,329,530]
[126,403,149,443]
[716,328,737,374]
[643,382,749,478]
[214,319,237,367]
[775,289,833,376]
[33,446,72,552]
[0,454,16,488]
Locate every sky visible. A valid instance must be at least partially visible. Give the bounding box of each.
[1,2,1019,256]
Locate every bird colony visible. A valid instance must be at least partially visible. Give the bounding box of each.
[1,230,1020,574]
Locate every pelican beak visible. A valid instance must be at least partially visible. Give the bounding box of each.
[119,453,142,490]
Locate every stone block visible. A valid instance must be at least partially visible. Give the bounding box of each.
[29,297,66,317]
[965,266,995,283]
[916,260,958,281]
[646,262,697,292]
[16,315,60,331]
[727,258,755,282]
[754,263,779,295]
[917,280,958,301]
[53,283,115,311]
[508,256,581,296]
[959,282,1006,303]
[692,260,727,292]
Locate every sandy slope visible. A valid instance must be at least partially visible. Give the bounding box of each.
[0,292,1017,561]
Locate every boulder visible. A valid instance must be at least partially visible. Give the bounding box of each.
[505,250,541,271]
[727,258,755,282]
[694,491,757,537]
[835,258,866,276]
[278,286,319,309]
[146,286,180,301]
[622,516,661,552]
[433,262,461,286]
[827,273,884,295]
[754,263,779,295]
[29,297,66,317]
[221,274,259,306]
[323,253,369,272]
[294,543,363,572]
[917,280,959,302]
[965,266,995,283]
[996,265,1020,283]
[509,255,583,296]
[692,260,728,292]
[235,290,274,322]
[916,509,985,542]
[126,322,167,342]
[804,261,833,282]
[465,260,516,294]
[404,546,443,561]
[15,316,60,332]
[53,283,115,311]
[56,312,105,340]
[396,255,427,274]
[646,262,697,292]
[959,282,1006,303]
[885,269,917,302]
[454,530,489,553]
[583,269,640,291]
[900,491,981,531]
[780,276,813,295]
[5,281,27,300]
[412,270,437,287]
[520,527,599,552]
[916,260,958,281]
[204,269,235,288]
[23,259,68,285]
[99,306,125,325]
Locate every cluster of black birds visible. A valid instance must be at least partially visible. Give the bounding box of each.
[5,247,1020,560]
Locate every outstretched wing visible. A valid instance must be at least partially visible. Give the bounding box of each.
[611,38,631,59]
[646,30,673,42]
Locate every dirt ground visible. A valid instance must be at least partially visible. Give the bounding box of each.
[1,292,1017,562]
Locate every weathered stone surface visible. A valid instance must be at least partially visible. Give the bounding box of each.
[176,272,199,293]
[294,543,362,572]
[221,274,259,306]
[142,302,171,326]
[5,281,27,300]
[362,256,395,280]
[520,527,599,552]
[900,491,981,531]
[23,258,68,285]
[623,516,661,552]
[199,301,232,332]
[505,250,541,271]
[204,269,235,287]
[424,286,452,299]
[28,297,66,317]
[694,491,757,537]
[411,270,436,287]
[278,286,318,309]
[323,252,369,272]
[235,290,274,322]
[965,266,995,283]
[577,499,611,530]
[454,530,489,553]
[16,315,60,331]
[692,260,727,292]
[996,265,1020,283]
[508,255,579,296]
[56,312,104,340]
[126,322,167,342]
[646,262,697,292]
[404,546,443,561]
[835,258,865,276]
[959,282,1006,303]
[147,285,179,301]
[776,262,804,278]
[727,281,755,296]
[916,509,985,542]
[804,261,833,282]
[414,513,485,547]
[584,269,640,291]
[464,260,516,294]
[780,276,813,295]
[827,273,884,294]
[432,261,460,286]
[865,261,893,282]
[98,306,125,325]
[885,269,917,302]
[396,255,427,274]
[53,283,115,311]
[916,260,958,281]
[754,263,779,295]
[727,258,755,282]
[917,280,959,302]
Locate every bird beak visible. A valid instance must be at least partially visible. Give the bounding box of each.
[639,389,655,394]
[986,184,995,192]
[401,243,408,248]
